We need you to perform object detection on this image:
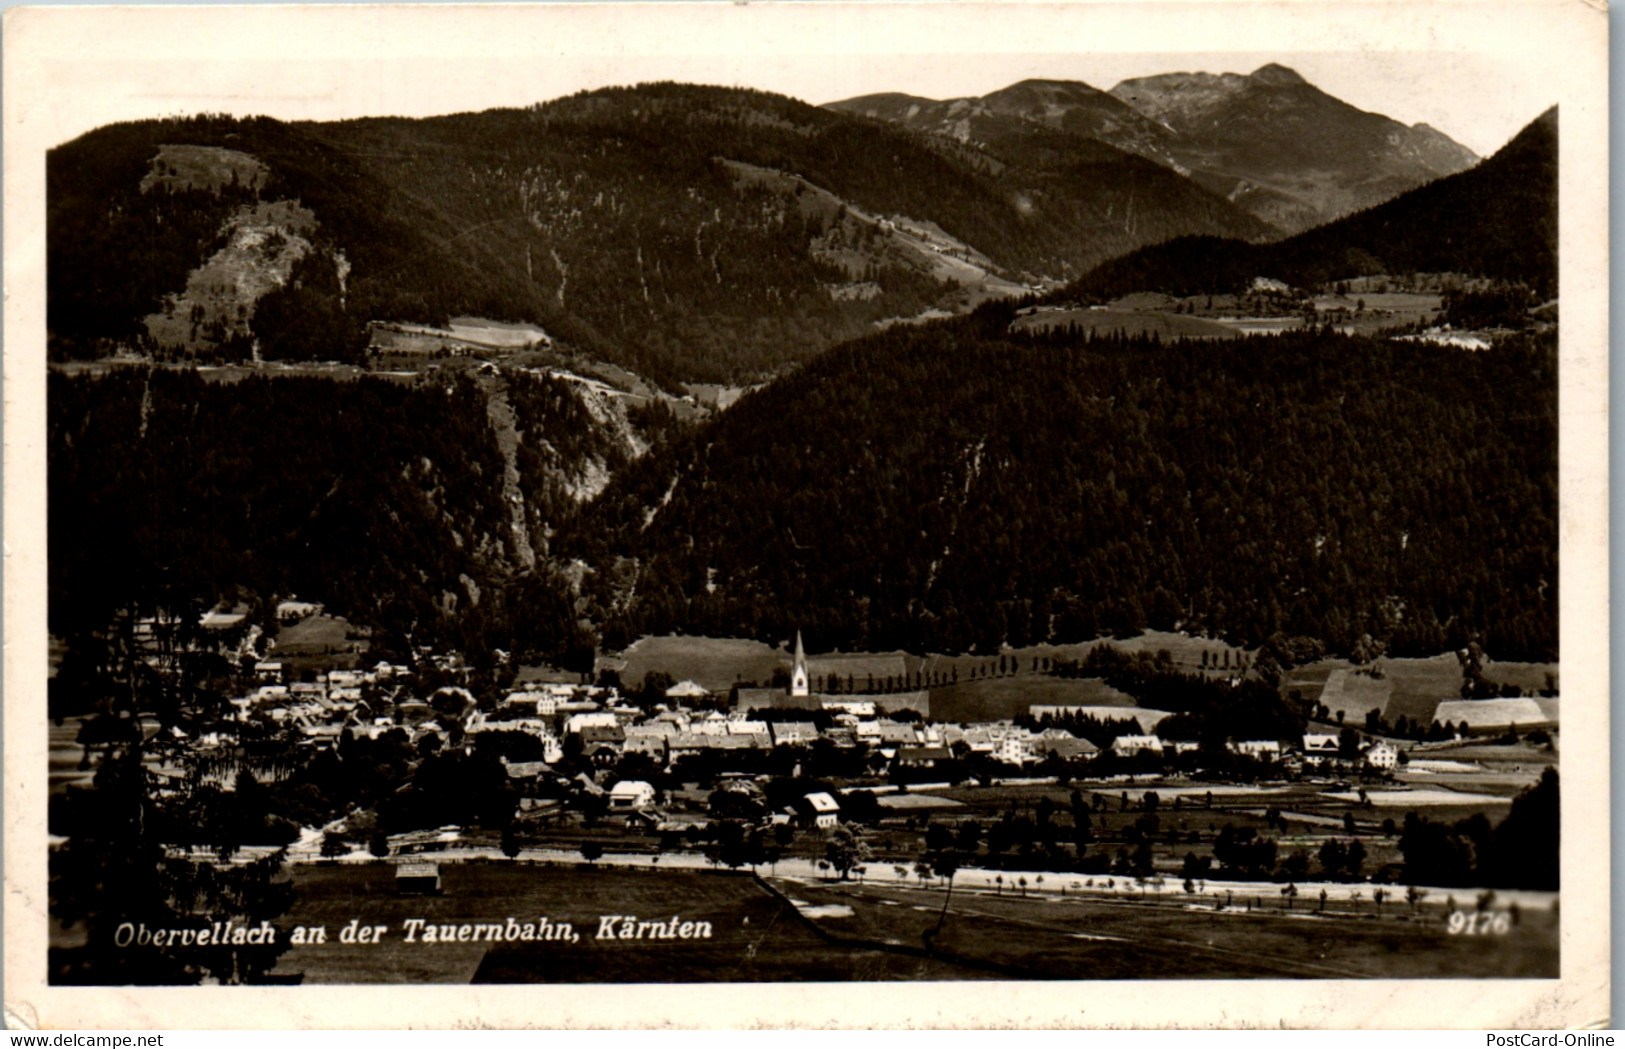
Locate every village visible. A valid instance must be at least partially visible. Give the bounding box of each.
[51,596,1558,905]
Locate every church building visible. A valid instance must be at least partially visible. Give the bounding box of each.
[733,631,930,718]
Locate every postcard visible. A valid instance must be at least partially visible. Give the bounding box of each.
[3,0,1608,1029]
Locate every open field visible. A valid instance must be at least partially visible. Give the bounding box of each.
[927,677,1136,723]
[270,863,989,983]
[1411,742,1557,765]
[1395,771,1546,796]
[1287,653,1558,729]
[910,771,1551,877]
[618,636,786,692]
[265,860,1556,982]
[267,614,369,675]
[780,877,1557,979]
[1322,789,1511,807]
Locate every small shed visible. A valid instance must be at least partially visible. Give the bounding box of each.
[395,861,442,895]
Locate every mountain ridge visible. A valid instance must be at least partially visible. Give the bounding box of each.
[1061,106,1554,300]
[830,65,1478,236]
[50,81,1271,386]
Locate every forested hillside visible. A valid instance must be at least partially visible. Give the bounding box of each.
[565,317,1557,663]
[1064,108,1556,300]
[49,83,1272,384]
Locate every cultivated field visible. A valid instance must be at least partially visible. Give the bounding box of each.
[265,859,1555,982]
[270,863,988,983]
[268,614,370,673]
[1285,653,1557,728]
[617,636,788,692]
[781,876,1557,979]
[927,677,1137,723]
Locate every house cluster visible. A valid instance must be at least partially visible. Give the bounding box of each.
[474,690,1109,771]
[1104,731,1400,771]
[226,661,450,748]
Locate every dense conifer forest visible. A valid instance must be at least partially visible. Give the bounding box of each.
[567,317,1557,662]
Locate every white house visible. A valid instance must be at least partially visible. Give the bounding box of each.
[664,680,710,701]
[609,780,656,811]
[996,734,1034,765]
[1363,741,1400,770]
[1112,734,1165,756]
[565,711,620,736]
[1231,740,1283,759]
[801,791,840,830]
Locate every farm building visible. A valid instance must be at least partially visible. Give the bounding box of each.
[199,609,248,631]
[1302,733,1340,755]
[624,723,679,757]
[798,792,840,830]
[395,861,442,895]
[1036,737,1099,761]
[580,724,626,763]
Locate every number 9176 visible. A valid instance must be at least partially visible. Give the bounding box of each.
[1446,910,1511,935]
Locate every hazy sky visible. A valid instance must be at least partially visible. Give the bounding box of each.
[6,2,1581,159]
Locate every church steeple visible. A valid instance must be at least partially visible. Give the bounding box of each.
[790,631,810,697]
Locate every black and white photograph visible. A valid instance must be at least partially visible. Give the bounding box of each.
[3,0,1608,1029]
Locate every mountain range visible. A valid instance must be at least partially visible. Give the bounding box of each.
[46,81,1558,668]
[1063,106,1555,300]
[833,64,1478,235]
[49,83,1265,386]
[558,105,1557,663]
[49,68,1476,386]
